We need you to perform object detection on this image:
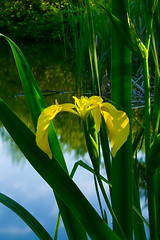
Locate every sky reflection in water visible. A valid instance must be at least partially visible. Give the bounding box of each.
[0,41,149,240]
[0,41,98,240]
[0,127,101,240]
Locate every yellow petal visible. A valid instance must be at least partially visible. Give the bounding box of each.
[61,103,78,115]
[36,105,62,159]
[89,96,103,104]
[36,103,78,158]
[101,103,129,157]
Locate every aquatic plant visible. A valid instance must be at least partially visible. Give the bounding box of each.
[0,0,160,239]
[36,95,129,159]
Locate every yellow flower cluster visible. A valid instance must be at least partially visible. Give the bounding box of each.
[36,96,129,158]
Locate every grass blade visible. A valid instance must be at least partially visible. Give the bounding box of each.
[0,193,53,240]
[0,33,45,128]
[70,160,112,186]
[0,34,88,240]
[0,98,121,240]
[53,212,61,240]
[0,33,66,170]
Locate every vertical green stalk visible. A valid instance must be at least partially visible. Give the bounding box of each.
[133,154,147,240]
[143,54,158,240]
[151,15,160,237]
[100,118,112,183]
[155,169,160,238]
[83,113,127,240]
[142,1,158,236]
[151,32,160,136]
[142,56,150,154]
[60,11,67,58]
[111,0,133,239]
[0,34,88,240]
[85,0,101,95]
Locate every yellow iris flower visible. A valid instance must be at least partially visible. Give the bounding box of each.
[36,96,129,159]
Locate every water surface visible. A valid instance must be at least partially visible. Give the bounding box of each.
[0,41,91,240]
[0,40,148,240]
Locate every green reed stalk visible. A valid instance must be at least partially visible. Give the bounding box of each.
[100,118,112,183]
[144,55,159,240]
[85,0,101,95]
[60,12,67,57]
[151,18,160,237]
[154,168,160,238]
[0,98,121,240]
[151,32,160,136]
[133,179,147,240]
[142,56,150,153]
[83,113,127,240]
[133,150,147,240]
[142,1,159,237]
[0,33,88,240]
[111,1,133,239]
[70,2,89,95]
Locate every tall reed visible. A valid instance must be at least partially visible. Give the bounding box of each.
[111,0,133,239]
[0,33,120,240]
[1,0,160,239]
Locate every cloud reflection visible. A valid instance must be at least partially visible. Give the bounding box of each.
[0,127,99,240]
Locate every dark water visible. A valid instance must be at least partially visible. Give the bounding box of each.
[0,40,88,154]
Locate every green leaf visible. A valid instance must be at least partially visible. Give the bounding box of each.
[101,6,147,59]
[0,33,88,240]
[0,33,45,129]
[133,205,149,228]
[70,160,112,186]
[0,98,121,240]
[0,193,53,240]
[111,1,133,239]
[148,134,160,176]
[53,212,61,240]
[0,33,65,169]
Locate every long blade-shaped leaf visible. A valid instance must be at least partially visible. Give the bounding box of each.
[0,33,45,128]
[70,160,112,186]
[0,33,88,240]
[0,193,53,240]
[0,98,120,240]
[0,33,65,169]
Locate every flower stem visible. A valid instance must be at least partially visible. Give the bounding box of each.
[83,114,127,240]
[143,55,158,240]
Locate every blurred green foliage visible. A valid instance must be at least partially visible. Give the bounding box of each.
[0,0,70,40]
[0,0,107,41]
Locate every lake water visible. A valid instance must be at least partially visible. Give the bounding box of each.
[0,126,99,240]
[0,40,105,240]
[0,40,149,240]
